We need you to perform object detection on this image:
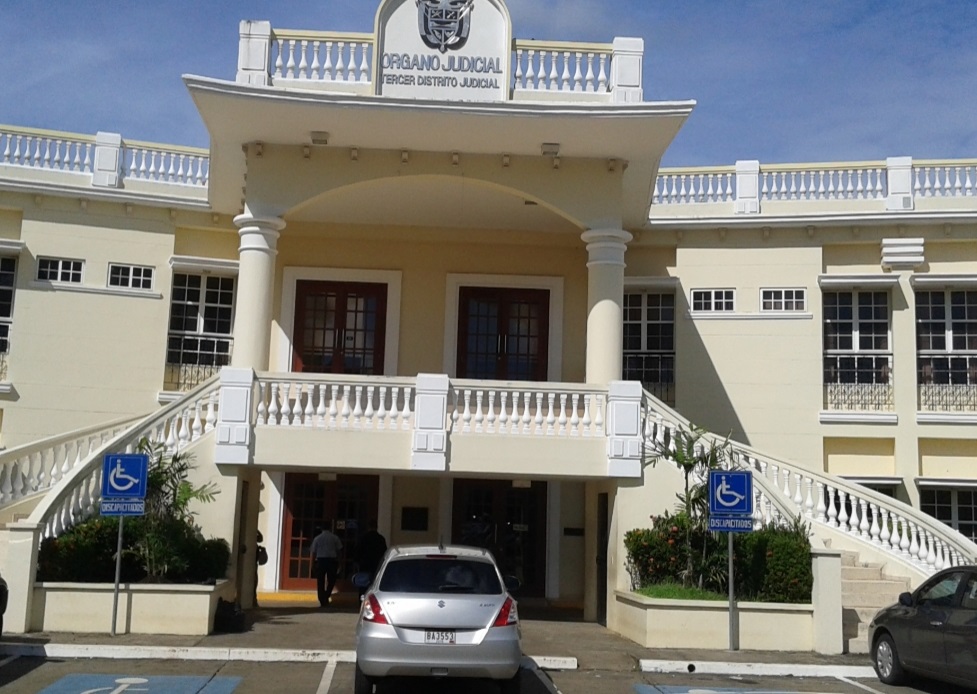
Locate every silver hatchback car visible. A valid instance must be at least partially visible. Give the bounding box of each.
[354,544,522,694]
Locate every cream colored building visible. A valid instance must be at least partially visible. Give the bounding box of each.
[1,0,975,647]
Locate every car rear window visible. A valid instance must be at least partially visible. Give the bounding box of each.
[378,558,503,594]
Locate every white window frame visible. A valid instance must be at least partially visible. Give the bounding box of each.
[690,288,735,313]
[36,256,83,284]
[108,263,155,290]
[0,256,16,357]
[761,287,806,313]
[920,486,977,542]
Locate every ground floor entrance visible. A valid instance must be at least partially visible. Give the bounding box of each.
[276,473,550,598]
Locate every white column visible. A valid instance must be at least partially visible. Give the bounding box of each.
[886,156,914,211]
[232,207,284,370]
[4,522,42,633]
[582,228,632,385]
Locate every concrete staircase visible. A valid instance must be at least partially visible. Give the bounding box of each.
[840,551,911,654]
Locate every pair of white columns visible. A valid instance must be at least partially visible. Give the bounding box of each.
[230,211,633,383]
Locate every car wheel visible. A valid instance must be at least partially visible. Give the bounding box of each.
[499,671,521,694]
[873,632,906,685]
[354,662,373,694]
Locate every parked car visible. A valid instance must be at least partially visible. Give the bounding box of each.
[354,543,522,694]
[869,565,977,688]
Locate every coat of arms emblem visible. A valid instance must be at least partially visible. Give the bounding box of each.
[416,0,475,53]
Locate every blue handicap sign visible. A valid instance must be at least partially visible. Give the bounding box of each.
[708,470,753,516]
[39,674,240,694]
[101,454,149,500]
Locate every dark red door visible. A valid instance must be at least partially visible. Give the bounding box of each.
[292,281,387,374]
[457,287,549,381]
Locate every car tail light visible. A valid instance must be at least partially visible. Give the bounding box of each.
[492,597,518,627]
[362,594,388,624]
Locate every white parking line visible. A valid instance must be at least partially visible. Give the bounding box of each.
[316,660,336,694]
[640,659,877,679]
[0,655,18,668]
[837,675,886,694]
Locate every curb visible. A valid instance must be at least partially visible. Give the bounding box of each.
[640,658,877,679]
[0,643,577,670]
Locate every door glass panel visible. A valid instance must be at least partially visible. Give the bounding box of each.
[293,281,386,374]
[458,288,548,381]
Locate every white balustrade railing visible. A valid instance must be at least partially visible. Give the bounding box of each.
[641,390,977,577]
[255,374,416,431]
[123,141,209,187]
[760,163,887,202]
[512,40,612,93]
[914,161,977,198]
[1,126,94,174]
[448,380,605,438]
[271,30,374,84]
[0,416,142,509]
[27,377,221,540]
[654,167,735,205]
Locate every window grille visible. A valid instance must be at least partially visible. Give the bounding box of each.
[165,273,235,391]
[109,263,154,290]
[623,292,675,405]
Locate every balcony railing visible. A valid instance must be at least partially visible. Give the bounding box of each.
[918,355,977,412]
[1,125,209,195]
[653,158,977,216]
[823,354,894,411]
[246,26,626,101]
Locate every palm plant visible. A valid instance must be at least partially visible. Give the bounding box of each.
[648,423,731,587]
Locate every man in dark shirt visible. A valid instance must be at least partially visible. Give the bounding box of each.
[356,519,388,597]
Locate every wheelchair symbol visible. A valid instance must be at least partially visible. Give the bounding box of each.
[714,476,746,508]
[80,678,148,694]
[108,459,140,493]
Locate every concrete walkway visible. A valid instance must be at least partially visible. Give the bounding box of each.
[0,602,876,679]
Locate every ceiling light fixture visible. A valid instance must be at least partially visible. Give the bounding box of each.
[401,150,409,164]
[540,142,560,157]
[310,131,330,146]
[350,147,359,161]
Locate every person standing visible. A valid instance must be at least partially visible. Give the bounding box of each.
[309,523,343,608]
[356,519,388,597]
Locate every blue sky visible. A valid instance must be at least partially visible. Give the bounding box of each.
[2,0,975,166]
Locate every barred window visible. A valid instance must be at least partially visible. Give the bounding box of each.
[109,263,154,290]
[37,257,82,284]
[623,292,675,405]
[691,289,734,313]
[0,257,17,354]
[761,288,806,312]
[917,289,977,386]
[823,290,891,386]
[165,273,235,390]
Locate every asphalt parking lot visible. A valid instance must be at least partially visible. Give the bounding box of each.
[1,657,974,694]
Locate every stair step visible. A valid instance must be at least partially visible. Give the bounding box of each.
[841,565,885,581]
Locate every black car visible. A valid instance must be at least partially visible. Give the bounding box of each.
[869,565,977,688]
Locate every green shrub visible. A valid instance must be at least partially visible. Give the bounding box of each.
[37,516,230,584]
[625,512,813,603]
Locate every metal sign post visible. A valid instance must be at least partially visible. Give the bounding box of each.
[100,454,149,636]
[708,470,754,652]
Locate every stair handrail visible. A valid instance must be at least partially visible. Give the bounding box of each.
[0,415,144,509]
[641,390,977,575]
[26,375,222,539]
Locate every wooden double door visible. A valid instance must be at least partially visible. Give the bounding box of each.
[457,287,549,381]
[279,474,379,590]
[452,479,548,597]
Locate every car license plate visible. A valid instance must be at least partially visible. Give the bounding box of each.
[425,629,456,644]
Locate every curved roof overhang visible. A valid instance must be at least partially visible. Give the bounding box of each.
[183,75,694,228]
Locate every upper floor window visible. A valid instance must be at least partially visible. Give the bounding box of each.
[623,292,675,405]
[823,290,892,411]
[37,257,82,284]
[916,289,977,411]
[691,289,734,313]
[0,257,17,359]
[165,273,235,391]
[109,263,154,290]
[761,288,806,312]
